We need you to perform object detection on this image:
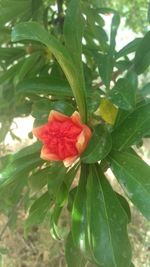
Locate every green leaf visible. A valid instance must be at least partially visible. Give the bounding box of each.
[140,82,150,98]
[64,0,83,69]
[0,174,26,214]
[0,47,25,62]
[55,182,68,207]
[16,76,73,97]
[114,108,131,129]
[25,191,52,233]
[28,167,50,192]
[32,99,74,120]
[134,31,150,74]
[84,6,105,28]
[31,0,43,21]
[0,27,11,44]
[48,163,66,199]
[87,91,101,114]
[93,25,108,51]
[0,143,41,188]
[12,21,87,122]
[49,204,63,240]
[86,165,131,267]
[0,60,23,85]
[65,232,87,267]
[148,1,150,23]
[15,52,41,83]
[110,12,120,52]
[115,193,131,223]
[81,124,112,163]
[115,59,132,71]
[64,165,79,190]
[13,142,41,161]
[108,72,137,110]
[72,164,91,259]
[0,153,42,189]
[109,150,150,220]
[67,187,77,212]
[96,53,114,89]
[112,102,150,150]
[64,0,87,121]
[116,38,141,59]
[0,0,31,26]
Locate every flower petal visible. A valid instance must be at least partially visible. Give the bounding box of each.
[71,111,82,126]
[48,110,68,122]
[32,124,49,141]
[40,145,60,161]
[76,130,86,154]
[63,155,78,167]
[76,126,92,154]
[83,124,92,142]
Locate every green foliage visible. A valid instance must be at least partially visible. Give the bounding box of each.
[106,0,148,33]
[108,72,137,110]
[81,124,112,163]
[65,232,86,267]
[25,191,52,234]
[86,165,131,267]
[134,31,150,74]
[0,0,150,267]
[109,151,150,220]
[112,102,150,150]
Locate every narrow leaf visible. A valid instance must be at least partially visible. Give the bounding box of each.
[134,31,150,74]
[72,164,91,259]
[64,0,87,121]
[110,150,150,220]
[86,165,131,267]
[108,72,137,110]
[112,102,150,150]
[28,167,50,192]
[48,163,66,199]
[116,38,141,59]
[65,232,86,267]
[96,53,114,89]
[87,166,131,267]
[81,124,112,163]
[25,192,52,233]
[115,193,131,223]
[110,12,120,52]
[16,76,73,97]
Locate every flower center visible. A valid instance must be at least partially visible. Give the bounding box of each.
[46,120,82,159]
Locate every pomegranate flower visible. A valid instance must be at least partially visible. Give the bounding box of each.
[33,111,92,167]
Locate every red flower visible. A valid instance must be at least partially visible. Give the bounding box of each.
[33,111,92,167]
